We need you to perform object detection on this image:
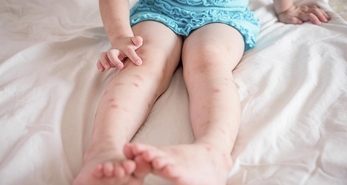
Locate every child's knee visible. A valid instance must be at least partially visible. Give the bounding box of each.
[122,49,173,84]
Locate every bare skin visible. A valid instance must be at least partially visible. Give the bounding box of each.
[72,21,182,185]
[125,23,244,185]
[73,22,243,185]
[73,0,331,184]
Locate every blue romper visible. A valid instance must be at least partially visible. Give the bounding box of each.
[130,0,260,51]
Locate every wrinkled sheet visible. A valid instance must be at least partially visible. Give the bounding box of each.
[0,0,347,184]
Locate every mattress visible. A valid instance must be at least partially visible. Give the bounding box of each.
[0,0,346,184]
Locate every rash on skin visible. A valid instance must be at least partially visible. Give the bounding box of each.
[133,83,139,88]
[134,75,144,82]
[111,104,118,109]
[109,99,114,102]
[214,89,220,93]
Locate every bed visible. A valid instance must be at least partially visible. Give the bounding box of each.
[0,0,346,184]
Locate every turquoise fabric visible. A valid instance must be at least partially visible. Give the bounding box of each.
[130,0,260,51]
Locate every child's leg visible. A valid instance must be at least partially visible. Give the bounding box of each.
[130,23,244,184]
[182,23,244,154]
[73,21,182,185]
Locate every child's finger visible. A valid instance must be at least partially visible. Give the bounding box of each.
[109,62,116,68]
[123,47,142,66]
[302,13,321,25]
[311,8,328,23]
[100,52,111,70]
[118,52,127,62]
[107,49,124,69]
[308,4,319,9]
[322,11,331,20]
[308,13,321,25]
[97,59,105,72]
[131,36,143,50]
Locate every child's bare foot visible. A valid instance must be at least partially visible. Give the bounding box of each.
[130,143,233,185]
[72,144,143,185]
[124,143,153,179]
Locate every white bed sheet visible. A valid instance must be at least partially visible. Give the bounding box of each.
[0,0,346,184]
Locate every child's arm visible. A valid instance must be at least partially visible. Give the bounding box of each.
[273,0,330,25]
[97,0,143,72]
[100,0,133,47]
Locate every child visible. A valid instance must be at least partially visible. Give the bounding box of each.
[73,0,330,184]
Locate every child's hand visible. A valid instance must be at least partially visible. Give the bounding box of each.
[97,36,143,72]
[277,4,330,26]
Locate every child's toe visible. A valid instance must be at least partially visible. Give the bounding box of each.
[92,164,103,178]
[163,164,179,179]
[103,162,114,177]
[132,143,154,154]
[152,157,173,170]
[123,160,136,174]
[123,143,135,159]
[114,164,126,178]
[142,149,166,162]
[134,156,152,178]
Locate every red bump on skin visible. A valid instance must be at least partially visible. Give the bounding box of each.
[133,83,139,87]
[206,146,212,151]
[111,104,118,109]
[134,75,144,82]
[214,89,220,93]
[109,99,114,102]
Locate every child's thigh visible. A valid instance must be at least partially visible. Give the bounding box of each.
[182,23,244,72]
[127,21,182,74]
